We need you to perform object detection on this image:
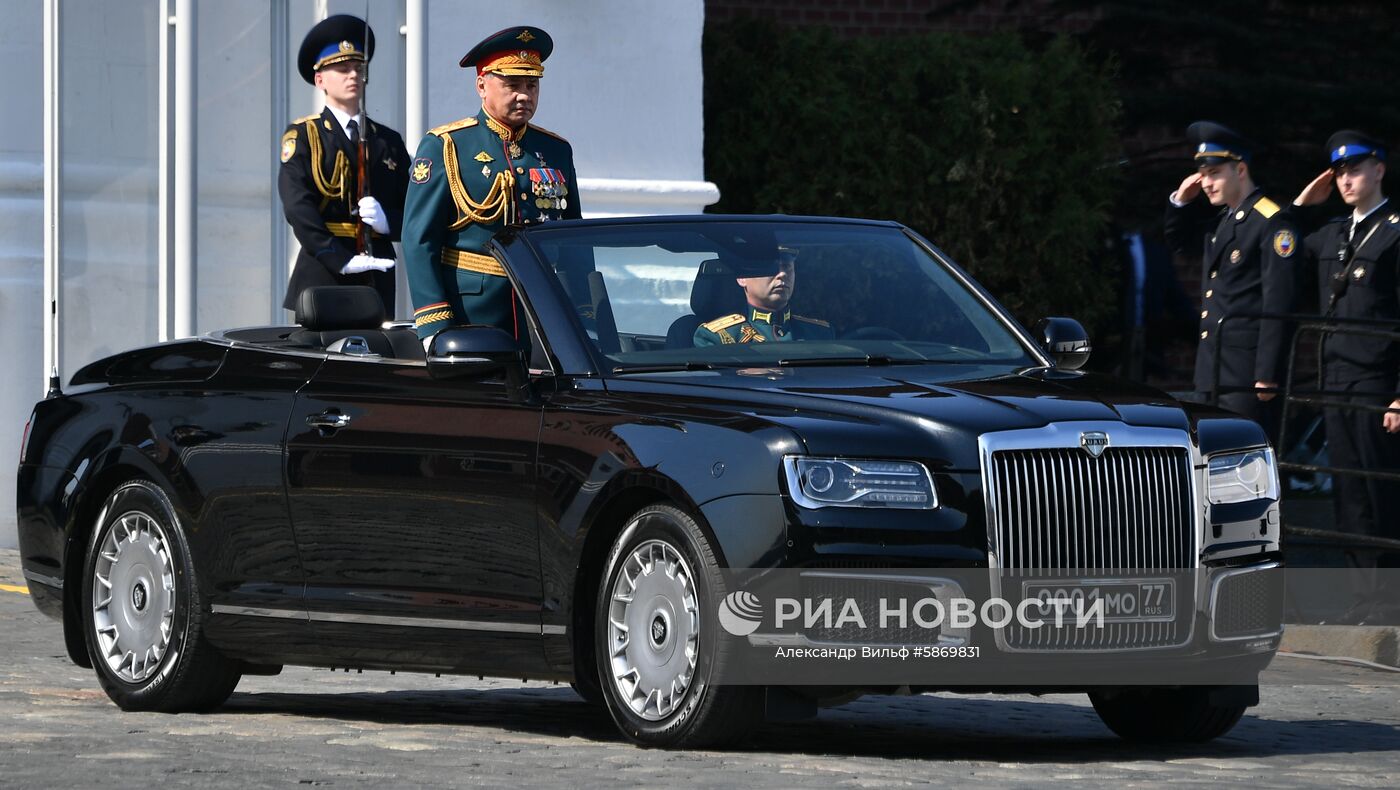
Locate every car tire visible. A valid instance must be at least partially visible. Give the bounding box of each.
[594,503,761,748]
[1089,687,1247,743]
[80,480,242,712]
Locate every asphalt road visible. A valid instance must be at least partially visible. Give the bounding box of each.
[3,550,1398,789]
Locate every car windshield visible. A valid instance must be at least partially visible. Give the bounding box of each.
[526,221,1039,371]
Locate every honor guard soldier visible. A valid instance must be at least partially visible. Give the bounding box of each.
[1164,121,1300,440]
[694,248,834,346]
[1292,131,1400,583]
[403,26,581,345]
[278,14,411,315]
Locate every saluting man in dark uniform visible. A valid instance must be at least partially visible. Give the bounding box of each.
[1291,131,1400,577]
[694,248,834,346]
[1164,121,1300,440]
[403,26,581,345]
[278,14,411,315]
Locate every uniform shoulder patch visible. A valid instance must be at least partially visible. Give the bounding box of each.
[1253,196,1281,219]
[411,158,433,184]
[429,117,479,137]
[793,315,830,327]
[1272,228,1296,258]
[527,123,570,144]
[293,113,319,124]
[701,314,745,332]
[279,129,298,163]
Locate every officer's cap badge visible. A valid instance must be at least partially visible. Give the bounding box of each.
[339,40,354,54]
[1337,146,1347,158]
[517,30,535,43]
[1273,229,1295,257]
[1198,143,1208,153]
[411,157,432,184]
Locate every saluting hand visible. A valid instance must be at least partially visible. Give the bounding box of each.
[1293,169,1335,207]
[1384,399,1400,433]
[1174,173,1203,204]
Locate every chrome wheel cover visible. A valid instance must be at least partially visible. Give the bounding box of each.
[606,537,700,721]
[91,510,177,684]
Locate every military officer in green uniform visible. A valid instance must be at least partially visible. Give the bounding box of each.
[694,248,834,345]
[403,26,581,344]
[278,14,411,314]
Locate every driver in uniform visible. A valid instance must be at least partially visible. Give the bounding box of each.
[694,248,834,345]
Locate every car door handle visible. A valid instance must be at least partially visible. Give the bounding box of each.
[305,411,351,430]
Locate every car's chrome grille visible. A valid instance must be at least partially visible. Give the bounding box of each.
[987,445,1195,651]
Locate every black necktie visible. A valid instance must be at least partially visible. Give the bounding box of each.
[347,118,359,146]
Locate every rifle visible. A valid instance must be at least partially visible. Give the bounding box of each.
[355,6,371,254]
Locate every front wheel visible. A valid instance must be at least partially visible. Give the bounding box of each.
[81,480,242,712]
[595,504,761,747]
[1089,687,1248,743]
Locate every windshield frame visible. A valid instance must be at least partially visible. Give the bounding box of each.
[510,215,1053,377]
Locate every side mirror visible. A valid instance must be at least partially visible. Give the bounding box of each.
[427,326,526,380]
[1032,317,1091,370]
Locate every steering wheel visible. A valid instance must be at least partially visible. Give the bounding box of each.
[842,326,906,341]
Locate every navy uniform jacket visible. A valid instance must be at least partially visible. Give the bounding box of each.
[402,109,581,340]
[1164,188,1301,392]
[693,307,834,346]
[278,107,411,312]
[1302,203,1400,390]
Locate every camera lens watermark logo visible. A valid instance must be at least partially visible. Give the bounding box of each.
[718,590,764,636]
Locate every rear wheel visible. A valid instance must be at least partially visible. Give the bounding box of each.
[595,504,761,747]
[81,480,242,712]
[1089,687,1248,743]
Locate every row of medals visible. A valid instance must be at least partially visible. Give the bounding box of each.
[532,177,569,212]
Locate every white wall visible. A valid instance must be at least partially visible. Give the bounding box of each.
[0,1,45,550]
[0,0,712,548]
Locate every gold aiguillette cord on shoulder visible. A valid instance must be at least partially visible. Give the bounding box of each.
[304,118,351,211]
[440,132,513,229]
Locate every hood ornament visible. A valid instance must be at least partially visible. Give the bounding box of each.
[1080,431,1109,459]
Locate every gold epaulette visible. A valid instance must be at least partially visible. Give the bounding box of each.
[293,113,319,125]
[701,314,746,333]
[527,123,569,144]
[1254,197,1281,219]
[793,315,830,327]
[429,117,479,137]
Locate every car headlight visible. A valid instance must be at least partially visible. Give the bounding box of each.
[1207,448,1278,504]
[783,456,937,509]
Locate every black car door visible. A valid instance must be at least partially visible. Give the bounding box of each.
[284,354,549,675]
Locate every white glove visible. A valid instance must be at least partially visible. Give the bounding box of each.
[340,254,396,275]
[422,336,434,354]
[358,196,390,235]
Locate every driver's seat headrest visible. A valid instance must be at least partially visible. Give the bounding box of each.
[690,258,745,318]
[296,286,386,331]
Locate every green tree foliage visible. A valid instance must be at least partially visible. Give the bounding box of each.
[704,21,1123,333]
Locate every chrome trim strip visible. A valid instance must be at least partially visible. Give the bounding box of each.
[211,604,557,635]
[22,570,63,590]
[780,571,970,647]
[542,624,568,636]
[210,605,307,620]
[1208,561,1284,643]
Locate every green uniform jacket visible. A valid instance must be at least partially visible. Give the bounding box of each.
[403,109,581,339]
[693,307,834,346]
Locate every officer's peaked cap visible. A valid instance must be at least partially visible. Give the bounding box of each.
[1187,121,1256,166]
[298,14,375,85]
[1327,130,1387,167]
[460,26,554,77]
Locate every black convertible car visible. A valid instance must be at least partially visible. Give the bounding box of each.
[16,216,1283,747]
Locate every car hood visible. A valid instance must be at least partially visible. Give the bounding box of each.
[606,364,1192,468]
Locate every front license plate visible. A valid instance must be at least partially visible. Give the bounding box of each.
[1021,578,1175,622]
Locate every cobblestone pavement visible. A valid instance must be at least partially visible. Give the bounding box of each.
[2,550,1398,788]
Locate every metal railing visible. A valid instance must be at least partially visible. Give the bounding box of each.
[1211,311,1400,553]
